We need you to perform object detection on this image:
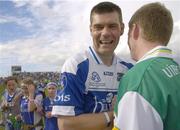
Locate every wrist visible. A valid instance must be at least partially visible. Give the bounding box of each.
[29,98,34,102]
[29,95,34,99]
[103,112,111,127]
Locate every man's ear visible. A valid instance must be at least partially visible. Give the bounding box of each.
[120,23,125,36]
[132,24,139,40]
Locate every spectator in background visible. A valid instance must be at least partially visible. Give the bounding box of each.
[42,82,58,130]
[0,76,22,130]
[20,78,43,130]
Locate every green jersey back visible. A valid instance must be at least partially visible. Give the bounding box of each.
[115,57,180,130]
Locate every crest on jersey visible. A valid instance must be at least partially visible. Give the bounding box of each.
[106,93,113,103]
[117,73,124,81]
[60,73,67,87]
[91,72,101,82]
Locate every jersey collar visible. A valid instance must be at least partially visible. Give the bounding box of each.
[137,46,173,63]
[88,46,117,65]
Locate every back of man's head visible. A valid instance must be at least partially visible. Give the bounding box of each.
[129,2,173,46]
[90,1,123,24]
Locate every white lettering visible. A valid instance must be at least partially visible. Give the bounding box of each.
[162,65,180,78]
[54,94,71,102]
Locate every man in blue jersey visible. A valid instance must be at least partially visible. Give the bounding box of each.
[52,1,132,130]
[113,2,180,130]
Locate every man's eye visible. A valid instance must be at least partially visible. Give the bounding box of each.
[109,24,118,29]
[94,25,103,30]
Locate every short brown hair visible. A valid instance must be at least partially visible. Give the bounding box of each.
[22,78,35,86]
[129,2,173,45]
[5,76,18,85]
[90,1,123,24]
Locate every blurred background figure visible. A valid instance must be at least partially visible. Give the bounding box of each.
[42,82,58,130]
[20,78,43,130]
[0,76,22,130]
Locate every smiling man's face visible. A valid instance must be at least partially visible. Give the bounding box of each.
[90,12,123,57]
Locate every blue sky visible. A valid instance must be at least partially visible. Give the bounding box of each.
[0,0,180,77]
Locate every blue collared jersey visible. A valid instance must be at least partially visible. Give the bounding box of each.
[42,97,58,130]
[52,46,133,116]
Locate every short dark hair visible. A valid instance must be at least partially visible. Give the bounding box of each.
[90,1,123,24]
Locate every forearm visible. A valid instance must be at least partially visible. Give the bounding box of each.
[27,84,38,112]
[58,111,114,130]
[28,100,37,111]
[28,95,36,111]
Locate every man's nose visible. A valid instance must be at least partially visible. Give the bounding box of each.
[101,27,111,37]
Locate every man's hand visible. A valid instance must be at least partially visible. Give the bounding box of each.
[110,95,117,110]
[45,111,52,118]
[1,101,9,111]
[15,114,22,121]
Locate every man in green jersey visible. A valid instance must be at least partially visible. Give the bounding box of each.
[113,2,180,130]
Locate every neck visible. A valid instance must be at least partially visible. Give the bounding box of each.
[99,54,114,66]
[136,40,160,61]
[25,93,29,97]
[8,90,15,96]
[49,94,55,99]
[23,95,28,99]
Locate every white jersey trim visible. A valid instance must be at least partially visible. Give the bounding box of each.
[88,88,117,92]
[52,106,75,116]
[137,46,172,63]
[114,91,163,130]
[88,46,117,65]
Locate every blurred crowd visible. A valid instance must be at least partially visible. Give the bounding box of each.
[0,72,61,130]
[0,72,60,87]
